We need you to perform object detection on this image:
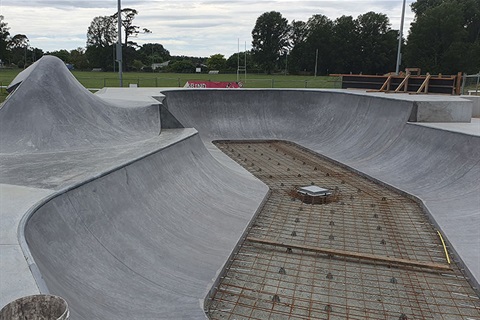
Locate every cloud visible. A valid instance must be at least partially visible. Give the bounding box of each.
[1,0,415,56]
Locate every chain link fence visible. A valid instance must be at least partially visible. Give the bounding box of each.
[75,76,342,91]
[461,72,480,95]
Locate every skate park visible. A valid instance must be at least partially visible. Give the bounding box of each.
[1,56,479,319]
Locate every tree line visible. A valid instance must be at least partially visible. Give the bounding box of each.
[1,16,43,68]
[252,0,479,75]
[1,0,478,75]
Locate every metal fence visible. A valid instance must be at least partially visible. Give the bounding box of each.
[75,77,342,91]
[461,72,480,95]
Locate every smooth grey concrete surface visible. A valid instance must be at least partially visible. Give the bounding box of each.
[0,56,160,153]
[160,89,480,292]
[463,95,480,117]
[343,89,473,122]
[0,184,54,307]
[1,57,267,319]
[25,134,267,319]
[0,129,196,190]
[414,118,480,136]
[2,57,478,319]
[411,99,472,122]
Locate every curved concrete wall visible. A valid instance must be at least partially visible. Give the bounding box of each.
[24,134,267,319]
[162,89,480,291]
[0,56,160,153]
[13,86,479,319]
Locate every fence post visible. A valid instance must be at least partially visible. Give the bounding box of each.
[103,78,106,87]
[178,78,181,87]
[271,79,274,88]
[476,72,480,93]
[155,77,158,87]
[305,80,308,88]
[461,73,467,95]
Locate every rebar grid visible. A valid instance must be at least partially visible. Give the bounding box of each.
[207,141,480,320]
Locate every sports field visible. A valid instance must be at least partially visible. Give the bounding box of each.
[0,68,340,102]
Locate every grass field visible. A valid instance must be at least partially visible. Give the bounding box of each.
[0,68,340,103]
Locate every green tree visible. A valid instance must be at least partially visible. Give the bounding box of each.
[405,1,469,73]
[85,16,117,70]
[70,48,89,70]
[112,8,137,47]
[406,0,480,73]
[289,20,307,48]
[86,45,115,71]
[168,60,195,73]
[9,34,29,49]
[86,16,117,70]
[138,43,170,66]
[288,14,334,75]
[0,15,10,63]
[30,47,44,64]
[411,0,444,16]
[48,49,70,62]
[8,34,29,68]
[226,51,255,71]
[251,11,290,74]
[330,15,361,73]
[87,16,116,48]
[357,12,397,74]
[462,0,480,43]
[207,54,226,70]
[111,8,151,71]
[132,59,144,71]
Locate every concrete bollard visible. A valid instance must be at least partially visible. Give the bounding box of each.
[0,294,69,320]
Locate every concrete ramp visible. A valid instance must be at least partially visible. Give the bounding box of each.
[2,73,478,319]
[161,89,480,290]
[24,133,267,319]
[1,58,268,318]
[0,56,160,153]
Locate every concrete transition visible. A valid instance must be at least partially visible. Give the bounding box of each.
[0,55,478,319]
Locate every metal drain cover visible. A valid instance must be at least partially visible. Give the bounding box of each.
[298,186,331,197]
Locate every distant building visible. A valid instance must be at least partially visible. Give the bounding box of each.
[151,61,170,71]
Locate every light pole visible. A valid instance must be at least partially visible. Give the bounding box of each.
[116,0,123,87]
[395,0,407,75]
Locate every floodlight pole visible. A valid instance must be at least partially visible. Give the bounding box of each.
[117,0,123,87]
[395,0,406,75]
[237,38,240,82]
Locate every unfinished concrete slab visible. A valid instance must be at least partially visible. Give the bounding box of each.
[208,141,479,319]
[160,89,480,295]
[0,56,478,319]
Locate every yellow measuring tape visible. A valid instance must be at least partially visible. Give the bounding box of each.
[437,230,451,264]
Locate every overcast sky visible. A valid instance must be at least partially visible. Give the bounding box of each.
[0,0,415,57]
